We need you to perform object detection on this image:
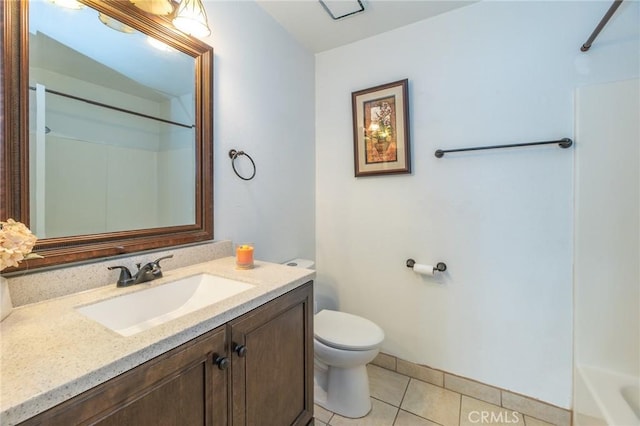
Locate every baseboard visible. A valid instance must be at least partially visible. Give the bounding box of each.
[371,352,572,426]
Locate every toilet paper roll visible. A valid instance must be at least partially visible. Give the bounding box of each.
[412,263,435,276]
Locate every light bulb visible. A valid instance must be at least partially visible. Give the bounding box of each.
[172,0,211,37]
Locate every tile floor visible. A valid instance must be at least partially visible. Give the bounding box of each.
[313,365,558,426]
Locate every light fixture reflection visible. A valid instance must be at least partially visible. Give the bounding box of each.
[147,36,174,52]
[129,0,174,16]
[48,0,85,10]
[99,13,135,34]
[172,0,211,37]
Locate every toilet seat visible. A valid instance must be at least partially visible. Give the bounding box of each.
[314,310,384,351]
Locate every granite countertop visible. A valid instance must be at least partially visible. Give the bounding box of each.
[0,257,315,425]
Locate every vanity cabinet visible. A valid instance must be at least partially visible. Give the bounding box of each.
[19,282,313,426]
[20,326,228,426]
[229,281,314,426]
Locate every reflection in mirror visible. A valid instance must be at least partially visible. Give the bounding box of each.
[1,0,213,270]
[29,1,196,238]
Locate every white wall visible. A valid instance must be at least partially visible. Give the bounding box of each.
[574,78,639,376]
[202,1,316,263]
[315,1,639,408]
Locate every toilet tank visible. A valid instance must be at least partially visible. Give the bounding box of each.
[283,258,323,312]
[282,258,315,269]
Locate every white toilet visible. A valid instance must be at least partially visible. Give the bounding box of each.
[283,259,385,418]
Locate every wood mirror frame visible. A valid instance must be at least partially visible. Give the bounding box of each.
[1,0,213,271]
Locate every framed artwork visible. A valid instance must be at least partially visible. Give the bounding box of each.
[351,79,410,177]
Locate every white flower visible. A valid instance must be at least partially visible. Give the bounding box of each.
[0,219,40,271]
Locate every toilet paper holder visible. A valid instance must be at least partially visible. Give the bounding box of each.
[406,259,447,273]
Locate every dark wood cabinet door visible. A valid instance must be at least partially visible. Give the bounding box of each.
[229,282,313,426]
[20,326,228,426]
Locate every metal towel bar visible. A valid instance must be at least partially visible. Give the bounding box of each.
[434,138,573,158]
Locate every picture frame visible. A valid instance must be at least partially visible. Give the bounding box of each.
[352,79,411,177]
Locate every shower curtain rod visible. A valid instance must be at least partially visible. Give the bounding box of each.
[29,86,195,129]
[581,0,623,52]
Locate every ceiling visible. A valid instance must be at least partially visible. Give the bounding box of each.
[255,0,478,53]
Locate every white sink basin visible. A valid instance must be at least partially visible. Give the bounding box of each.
[76,274,254,336]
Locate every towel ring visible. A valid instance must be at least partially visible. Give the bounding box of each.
[229,149,256,181]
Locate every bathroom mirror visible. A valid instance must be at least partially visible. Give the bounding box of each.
[1,0,213,270]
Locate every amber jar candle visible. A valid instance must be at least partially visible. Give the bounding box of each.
[236,244,254,269]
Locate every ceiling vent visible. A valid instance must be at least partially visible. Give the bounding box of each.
[319,0,365,20]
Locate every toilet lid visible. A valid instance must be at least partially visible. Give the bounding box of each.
[314,310,384,351]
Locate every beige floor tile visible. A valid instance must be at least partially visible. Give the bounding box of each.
[400,379,461,426]
[329,398,399,426]
[524,415,556,426]
[368,364,410,407]
[459,396,525,426]
[394,410,441,426]
[501,392,570,426]
[316,404,334,424]
[315,420,329,426]
[397,359,444,387]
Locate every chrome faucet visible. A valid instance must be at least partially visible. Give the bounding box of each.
[108,255,173,287]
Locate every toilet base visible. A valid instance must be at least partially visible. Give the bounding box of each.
[314,364,372,418]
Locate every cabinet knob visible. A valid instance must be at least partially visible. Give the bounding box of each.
[233,344,248,357]
[214,355,230,370]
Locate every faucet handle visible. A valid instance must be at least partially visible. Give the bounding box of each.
[108,266,134,287]
[149,254,173,279]
[152,255,173,268]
